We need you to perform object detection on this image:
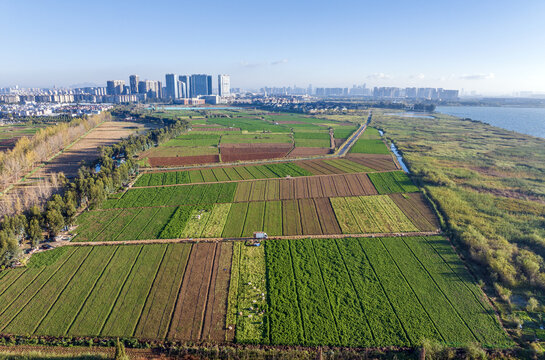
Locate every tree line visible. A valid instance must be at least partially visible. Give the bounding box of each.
[0,109,188,269]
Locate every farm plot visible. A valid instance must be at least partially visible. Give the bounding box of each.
[265,237,508,347]
[220,143,293,162]
[293,131,331,148]
[389,193,440,231]
[221,133,292,144]
[168,243,218,340]
[349,137,390,154]
[368,171,419,194]
[134,162,312,186]
[134,244,191,339]
[346,153,399,171]
[229,241,268,343]
[330,195,418,234]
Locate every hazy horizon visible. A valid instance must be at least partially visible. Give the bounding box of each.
[2,0,544,94]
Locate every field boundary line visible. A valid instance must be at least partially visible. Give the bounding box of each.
[198,242,220,341]
[333,239,376,344]
[308,240,341,344]
[287,240,307,344]
[400,237,479,342]
[65,246,119,335]
[0,249,80,332]
[0,269,46,320]
[356,239,411,345]
[98,246,144,336]
[131,244,169,338]
[112,208,144,242]
[32,247,95,334]
[0,268,30,299]
[422,237,506,330]
[377,238,446,343]
[166,244,195,340]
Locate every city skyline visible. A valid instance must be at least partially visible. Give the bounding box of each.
[1,0,545,94]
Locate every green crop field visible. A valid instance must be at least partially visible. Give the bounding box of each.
[264,237,511,347]
[368,171,419,194]
[220,133,292,144]
[0,108,518,353]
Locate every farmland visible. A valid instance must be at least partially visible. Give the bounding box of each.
[0,108,514,353]
[139,110,360,166]
[0,236,509,347]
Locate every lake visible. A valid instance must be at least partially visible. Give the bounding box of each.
[436,106,545,139]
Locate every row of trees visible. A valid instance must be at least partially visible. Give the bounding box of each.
[0,109,188,269]
[0,113,107,191]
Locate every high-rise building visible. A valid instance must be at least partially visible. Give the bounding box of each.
[106,80,125,95]
[218,74,230,97]
[178,75,191,98]
[207,75,213,95]
[138,80,161,99]
[129,75,139,94]
[165,74,178,99]
[190,74,211,97]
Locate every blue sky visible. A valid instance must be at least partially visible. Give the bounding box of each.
[1,0,544,94]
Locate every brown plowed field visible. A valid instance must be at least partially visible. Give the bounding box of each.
[192,125,240,131]
[298,199,322,235]
[168,243,218,341]
[233,173,377,202]
[220,143,292,162]
[200,242,233,341]
[287,147,331,157]
[149,155,220,166]
[313,198,342,234]
[282,200,303,235]
[389,193,440,231]
[346,153,399,171]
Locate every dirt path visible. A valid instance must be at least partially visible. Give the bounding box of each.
[57,230,442,247]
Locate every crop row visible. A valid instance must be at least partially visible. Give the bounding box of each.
[0,242,234,342]
[233,173,377,202]
[221,199,341,238]
[134,163,313,187]
[330,195,419,234]
[265,237,508,347]
[368,171,419,194]
[106,182,237,208]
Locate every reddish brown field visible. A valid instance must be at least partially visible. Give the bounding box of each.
[275,120,306,124]
[389,193,440,231]
[200,242,233,341]
[232,173,378,202]
[288,147,331,158]
[220,143,292,162]
[149,155,220,166]
[282,200,302,235]
[168,243,218,341]
[0,138,18,152]
[346,153,399,171]
[298,199,322,235]
[192,125,240,131]
[313,198,342,234]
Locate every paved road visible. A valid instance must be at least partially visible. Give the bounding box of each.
[336,112,372,156]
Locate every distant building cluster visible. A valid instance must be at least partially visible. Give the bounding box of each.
[257,84,458,100]
[373,87,459,100]
[0,73,231,105]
